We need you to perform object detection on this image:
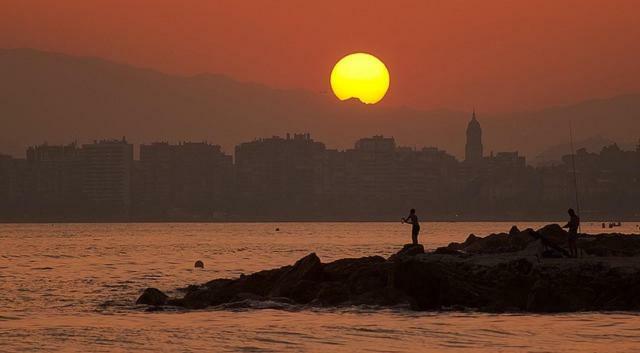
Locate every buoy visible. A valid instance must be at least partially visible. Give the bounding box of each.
[194,260,204,268]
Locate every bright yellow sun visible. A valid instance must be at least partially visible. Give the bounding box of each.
[330,52,390,104]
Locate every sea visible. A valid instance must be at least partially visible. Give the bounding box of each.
[2,222,640,352]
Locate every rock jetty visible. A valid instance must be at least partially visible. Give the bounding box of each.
[137,224,640,312]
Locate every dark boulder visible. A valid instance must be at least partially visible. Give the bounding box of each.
[323,257,398,306]
[388,244,425,261]
[269,253,322,297]
[484,258,536,310]
[323,256,386,282]
[525,263,612,312]
[446,234,479,251]
[433,246,465,255]
[348,266,389,294]
[315,282,350,305]
[392,259,486,310]
[181,282,232,309]
[462,233,519,254]
[538,224,568,244]
[449,228,539,255]
[136,288,168,306]
[287,279,321,304]
[579,235,640,257]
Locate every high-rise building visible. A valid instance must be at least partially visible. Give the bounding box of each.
[81,138,133,218]
[234,133,326,216]
[0,154,16,216]
[465,110,483,163]
[348,135,397,201]
[136,141,233,218]
[25,142,84,215]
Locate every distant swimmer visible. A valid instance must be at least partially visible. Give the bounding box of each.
[562,208,580,258]
[402,208,421,245]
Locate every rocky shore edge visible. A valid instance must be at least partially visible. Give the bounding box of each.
[137,224,640,313]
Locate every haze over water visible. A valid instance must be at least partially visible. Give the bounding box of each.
[2,222,640,352]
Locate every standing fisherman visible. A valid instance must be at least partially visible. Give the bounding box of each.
[402,209,421,245]
[563,208,580,258]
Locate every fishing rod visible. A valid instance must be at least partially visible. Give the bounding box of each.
[569,120,581,233]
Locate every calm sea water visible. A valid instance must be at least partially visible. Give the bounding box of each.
[2,222,640,352]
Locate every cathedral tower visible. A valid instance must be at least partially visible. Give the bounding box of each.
[465,109,483,162]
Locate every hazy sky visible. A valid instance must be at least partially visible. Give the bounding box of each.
[1,0,638,112]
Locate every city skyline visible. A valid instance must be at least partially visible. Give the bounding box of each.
[2,113,638,221]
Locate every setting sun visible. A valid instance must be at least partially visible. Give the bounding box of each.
[330,52,390,104]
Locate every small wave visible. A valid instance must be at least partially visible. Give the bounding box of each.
[102,283,132,289]
[0,315,21,321]
[213,299,299,311]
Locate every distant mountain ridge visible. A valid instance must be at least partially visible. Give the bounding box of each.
[1,48,638,160]
[533,136,636,166]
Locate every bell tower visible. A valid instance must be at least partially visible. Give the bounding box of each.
[465,109,483,162]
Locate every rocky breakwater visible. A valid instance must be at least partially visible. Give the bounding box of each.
[137,224,640,312]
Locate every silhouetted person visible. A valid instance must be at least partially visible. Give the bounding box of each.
[402,209,420,245]
[563,208,580,258]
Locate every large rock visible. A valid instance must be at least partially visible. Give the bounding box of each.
[537,224,568,244]
[483,258,536,311]
[314,282,350,305]
[456,231,533,254]
[526,263,608,312]
[392,259,487,310]
[269,253,322,297]
[388,244,425,261]
[433,246,465,255]
[579,235,640,257]
[136,288,168,306]
[446,233,479,251]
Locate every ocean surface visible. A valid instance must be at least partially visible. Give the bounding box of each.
[2,222,640,352]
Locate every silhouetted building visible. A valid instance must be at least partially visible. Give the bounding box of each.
[0,154,21,218]
[348,135,397,206]
[136,141,232,219]
[465,110,483,163]
[24,142,84,217]
[481,151,531,215]
[395,146,459,215]
[81,138,133,218]
[235,133,326,217]
[485,151,526,175]
[327,136,460,218]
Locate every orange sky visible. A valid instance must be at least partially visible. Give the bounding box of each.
[1,0,639,112]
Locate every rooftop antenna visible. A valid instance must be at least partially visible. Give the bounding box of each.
[569,120,581,232]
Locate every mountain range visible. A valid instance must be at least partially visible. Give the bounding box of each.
[1,48,638,161]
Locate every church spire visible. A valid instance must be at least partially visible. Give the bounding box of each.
[465,109,483,163]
